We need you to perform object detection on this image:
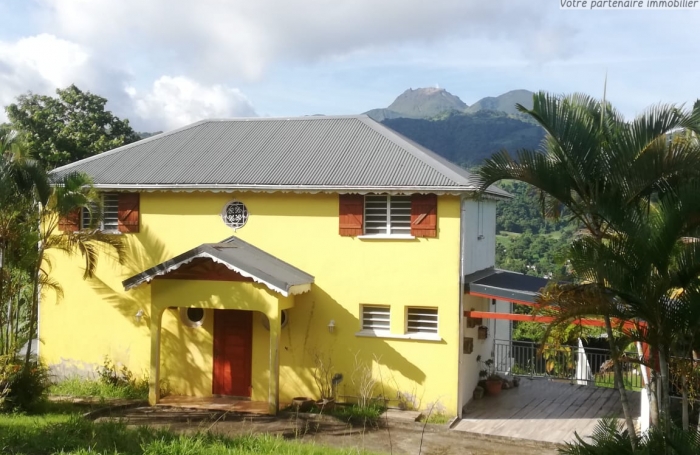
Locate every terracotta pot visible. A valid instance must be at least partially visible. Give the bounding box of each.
[292,397,314,412]
[485,379,503,396]
[316,398,336,411]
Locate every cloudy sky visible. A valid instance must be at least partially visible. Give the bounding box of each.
[0,1,698,132]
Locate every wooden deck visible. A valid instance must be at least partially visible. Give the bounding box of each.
[157,396,272,414]
[454,377,641,444]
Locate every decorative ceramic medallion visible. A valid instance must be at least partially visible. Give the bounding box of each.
[222,200,249,229]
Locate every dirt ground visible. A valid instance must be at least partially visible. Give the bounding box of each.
[97,406,560,455]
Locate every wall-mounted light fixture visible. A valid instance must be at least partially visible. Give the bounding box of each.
[135,309,144,323]
[328,320,335,333]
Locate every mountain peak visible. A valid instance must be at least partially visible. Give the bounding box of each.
[466,89,534,115]
[363,88,535,121]
[386,87,467,118]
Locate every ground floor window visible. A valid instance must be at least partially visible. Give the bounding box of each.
[406,307,438,334]
[361,305,391,331]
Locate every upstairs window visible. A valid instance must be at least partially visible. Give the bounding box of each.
[407,307,438,334]
[364,195,411,235]
[361,305,391,331]
[339,193,437,238]
[82,193,120,231]
[60,193,140,234]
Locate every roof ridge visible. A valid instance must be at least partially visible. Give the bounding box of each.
[49,119,211,175]
[203,115,370,122]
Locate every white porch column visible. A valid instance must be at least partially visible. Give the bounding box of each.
[149,307,163,406]
[268,308,281,415]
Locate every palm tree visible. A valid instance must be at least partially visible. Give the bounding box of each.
[477,91,700,444]
[22,170,126,365]
[0,131,48,356]
[0,131,125,365]
[540,181,700,434]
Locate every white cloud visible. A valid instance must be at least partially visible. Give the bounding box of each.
[39,0,565,81]
[0,34,89,120]
[129,76,257,131]
[0,33,138,124]
[0,33,257,131]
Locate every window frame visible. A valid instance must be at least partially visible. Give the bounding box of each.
[81,193,120,233]
[361,194,413,238]
[406,307,439,335]
[360,305,391,333]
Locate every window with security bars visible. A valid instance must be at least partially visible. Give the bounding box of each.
[364,195,411,235]
[407,307,438,334]
[81,193,119,232]
[362,305,390,331]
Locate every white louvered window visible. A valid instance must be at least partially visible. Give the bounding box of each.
[407,307,438,334]
[81,193,119,232]
[362,305,391,331]
[364,195,411,235]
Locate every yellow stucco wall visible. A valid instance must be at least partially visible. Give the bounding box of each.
[40,191,463,414]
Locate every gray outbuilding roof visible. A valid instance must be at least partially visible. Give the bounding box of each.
[51,115,508,197]
[123,236,314,297]
[464,268,550,304]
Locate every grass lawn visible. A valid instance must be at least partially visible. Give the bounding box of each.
[0,403,375,455]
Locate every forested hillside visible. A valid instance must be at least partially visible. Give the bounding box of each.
[494,181,575,279]
[383,111,544,166]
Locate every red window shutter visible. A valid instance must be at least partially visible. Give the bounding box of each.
[58,209,80,232]
[411,194,437,238]
[339,194,364,236]
[118,193,140,233]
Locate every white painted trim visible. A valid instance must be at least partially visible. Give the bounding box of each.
[357,234,416,240]
[124,251,311,297]
[354,329,442,342]
[288,284,312,295]
[457,195,466,417]
[86,184,510,199]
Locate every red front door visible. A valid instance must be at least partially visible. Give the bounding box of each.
[213,310,253,397]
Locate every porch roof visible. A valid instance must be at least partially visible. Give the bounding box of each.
[122,236,314,296]
[464,267,550,305]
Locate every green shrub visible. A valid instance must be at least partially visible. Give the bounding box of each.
[330,403,386,426]
[0,354,51,412]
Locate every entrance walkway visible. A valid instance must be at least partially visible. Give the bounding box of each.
[158,396,272,414]
[454,377,641,444]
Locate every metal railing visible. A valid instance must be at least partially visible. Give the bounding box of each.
[493,338,643,389]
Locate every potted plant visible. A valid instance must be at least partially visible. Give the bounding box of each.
[485,373,503,396]
[481,358,503,396]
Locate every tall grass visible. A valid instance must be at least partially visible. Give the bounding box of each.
[50,376,149,400]
[0,413,374,455]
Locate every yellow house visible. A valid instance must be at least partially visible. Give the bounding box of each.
[41,115,511,417]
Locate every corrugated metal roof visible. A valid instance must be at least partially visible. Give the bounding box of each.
[122,236,314,296]
[464,268,551,303]
[51,115,508,197]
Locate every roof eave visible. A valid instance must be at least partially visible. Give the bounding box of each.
[87,183,509,198]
